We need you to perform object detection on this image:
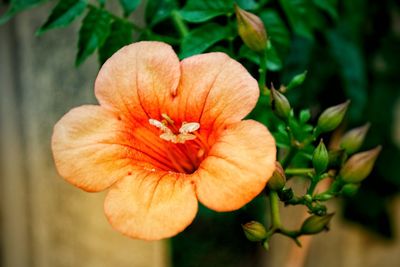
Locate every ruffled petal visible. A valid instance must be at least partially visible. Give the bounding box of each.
[104,171,198,240]
[52,105,161,192]
[194,120,276,211]
[170,52,259,130]
[95,41,181,123]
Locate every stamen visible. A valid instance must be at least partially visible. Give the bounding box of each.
[179,122,200,134]
[148,119,170,132]
[177,133,197,143]
[161,113,175,125]
[160,132,178,143]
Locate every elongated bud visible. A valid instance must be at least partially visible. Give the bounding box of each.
[317,100,350,133]
[287,71,307,90]
[268,162,286,190]
[242,221,268,241]
[271,86,291,119]
[340,183,360,197]
[340,123,370,154]
[300,213,334,235]
[235,4,267,52]
[340,146,382,183]
[313,139,329,174]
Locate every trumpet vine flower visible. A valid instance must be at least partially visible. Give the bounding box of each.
[52,41,276,240]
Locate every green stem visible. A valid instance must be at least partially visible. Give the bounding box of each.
[285,168,314,176]
[269,190,281,228]
[171,10,189,37]
[280,147,298,169]
[258,51,267,94]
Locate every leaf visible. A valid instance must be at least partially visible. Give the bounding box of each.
[98,19,133,65]
[76,7,112,66]
[299,109,311,123]
[145,0,177,26]
[313,0,338,20]
[179,0,233,23]
[0,0,47,24]
[279,0,313,39]
[239,41,283,71]
[179,23,230,58]
[37,0,87,34]
[259,10,290,56]
[235,0,258,10]
[118,0,140,17]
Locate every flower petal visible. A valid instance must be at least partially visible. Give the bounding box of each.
[52,105,160,192]
[194,120,276,211]
[171,53,259,130]
[104,171,198,240]
[95,41,181,123]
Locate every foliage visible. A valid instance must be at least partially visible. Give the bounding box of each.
[1,0,399,264]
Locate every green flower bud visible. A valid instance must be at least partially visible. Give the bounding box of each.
[340,183,360,197]
[242,221,268,241]
[312,139,329,174]
[278,187,294,202]
[317,100,350,133]
[271,87,291,119]
[300,213,334,235]
[268,162,286,190]
[340,123,370,154]
[287,71,307,90]
[340,146,382,183]
[235,4,267,52]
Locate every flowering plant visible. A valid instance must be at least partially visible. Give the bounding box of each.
[1,0,385,256]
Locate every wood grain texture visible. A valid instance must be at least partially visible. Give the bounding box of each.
[0,4,168,267]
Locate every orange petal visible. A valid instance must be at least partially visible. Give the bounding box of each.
[194,120,276,211]
[104,171,198,240]
[52,105,157,192]
[171,53,259,130]
[95,41,180,123]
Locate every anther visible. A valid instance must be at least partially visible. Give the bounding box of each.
[179,122,200,134]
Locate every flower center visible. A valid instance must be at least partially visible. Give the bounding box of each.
[148,114,208,174]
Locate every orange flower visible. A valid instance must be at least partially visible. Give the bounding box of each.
[52,42,276,240]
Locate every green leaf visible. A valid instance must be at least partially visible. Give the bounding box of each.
[299,109,311,123]
[37,0,87,35]
[239,41,283,71]
[145,0,177,26]
[235,0,258,10]
[98,19,133,65]
[0,0,47,24]
[76,7,112,66]
[119,0,140,17]
[279,0,313,39]
[259,10,290,56]
[179,0,233,23]
[313,0,338,20]
[180,23,230,58]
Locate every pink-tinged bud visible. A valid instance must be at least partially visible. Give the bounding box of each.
[340,123,370,154]
[339,146,382,183]
[312,139,329,174]
[271,86,291,119]
[268,162,286,190]
[235,4,267,52]
[300,213,334,235]
[317,100,350,133]
[242,221,268,241]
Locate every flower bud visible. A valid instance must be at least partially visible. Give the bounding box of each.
[278,187,293,202]
[340,183,360,197]
[300,213,334,235]
[235,4,267,52]
[312,139,329,174]
[268,162,286,190]
[287,71,307,90]
[340,123,370,154]
[242,221,268,241]
[339,146,382,183]
[271,87,291,119]
[317,100,350,133]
